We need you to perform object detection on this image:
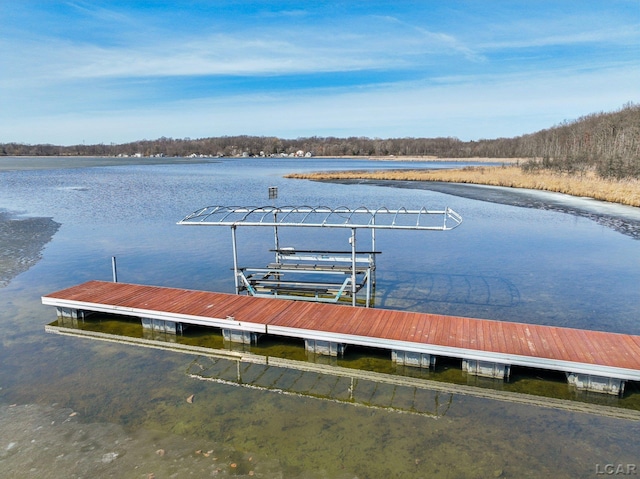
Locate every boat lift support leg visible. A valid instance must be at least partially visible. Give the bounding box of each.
[231,225,240,295]
[350,228,357,307]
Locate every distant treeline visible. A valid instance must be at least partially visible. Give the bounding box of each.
[2,103,639,179]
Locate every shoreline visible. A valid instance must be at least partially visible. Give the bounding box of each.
[286,165,640,208]
[0,156,220,171]
[323,178,640,240]
[0,155,516,171]
[313,155,522,163]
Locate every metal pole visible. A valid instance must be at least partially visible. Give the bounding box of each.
[371,215,377,286]
[273,211,280,264]
[111,256,118,283]
[351,228,357,306]
[365,270,371,308]
[231,226,240,294]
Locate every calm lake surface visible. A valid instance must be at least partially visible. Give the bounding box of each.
[0,156,639,478]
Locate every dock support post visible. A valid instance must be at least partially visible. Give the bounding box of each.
[273,211,280,264]
[55,307,84,327]
[222,329,259,345]
[566,373,625,396]
[462,359,511,380]
[140,317,179,335]
[231,226,241,295]
[305,339,346,357]
[350,228,357,307]
[56,307,83,320]
[111,256,118,282]
[392,350,435,368]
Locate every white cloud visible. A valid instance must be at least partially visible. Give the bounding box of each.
[479,25,640,51]
[4,61,637,145]
[1,12,486,86]
[373,15,485,62]
[64,0,137,25]
[1,2,638,145]
[1,35,386,85]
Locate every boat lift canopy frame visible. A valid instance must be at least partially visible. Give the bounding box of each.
[178,206,462,306]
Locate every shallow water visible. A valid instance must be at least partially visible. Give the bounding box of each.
[1,157,639,478]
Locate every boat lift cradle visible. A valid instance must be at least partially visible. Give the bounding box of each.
[178,206,462,307]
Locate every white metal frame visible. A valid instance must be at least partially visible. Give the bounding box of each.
[178,206,462,306]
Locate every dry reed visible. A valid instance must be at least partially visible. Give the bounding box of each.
[286,166,640,207]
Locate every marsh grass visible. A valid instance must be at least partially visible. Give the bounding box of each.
[286,166,640,207]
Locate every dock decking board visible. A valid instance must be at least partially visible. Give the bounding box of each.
[42,280,640,381]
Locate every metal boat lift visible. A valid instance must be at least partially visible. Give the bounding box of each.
[178,206,462,307]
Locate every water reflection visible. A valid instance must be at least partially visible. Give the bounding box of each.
[377,271,520,309]
[47,315,453,418]
[46,314,640,421]
[187,357,453,418]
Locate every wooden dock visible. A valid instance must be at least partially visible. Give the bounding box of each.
[42,280,640,395]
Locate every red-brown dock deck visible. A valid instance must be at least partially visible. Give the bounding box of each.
[42,280,640,393]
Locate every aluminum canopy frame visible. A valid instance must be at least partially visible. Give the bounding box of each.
[178,206,462,306]
[178,205,462,230]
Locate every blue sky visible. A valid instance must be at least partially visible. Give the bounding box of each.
[1,1,638,146]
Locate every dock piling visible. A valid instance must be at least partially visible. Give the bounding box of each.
[392,350,436,368]
[305,339,346,357]
[567,373,625,396]
[462,359,511,380]
[111,256,118,282]
[222,328,259,345]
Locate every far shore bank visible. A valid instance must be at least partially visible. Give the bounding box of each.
[313,156,522,163]
[286,165,640,208]
[0,155,517,171]
[0,155,221,171]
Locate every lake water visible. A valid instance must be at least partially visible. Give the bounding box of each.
[0,157,639,478]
